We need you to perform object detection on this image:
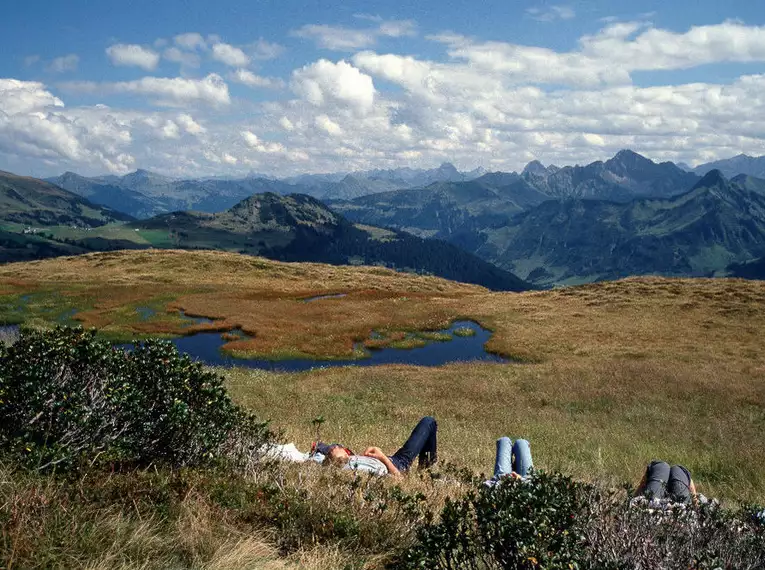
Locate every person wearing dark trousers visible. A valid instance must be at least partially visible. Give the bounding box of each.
[635,460,697,504]
[388,415,438,472]
[319,416,438,476]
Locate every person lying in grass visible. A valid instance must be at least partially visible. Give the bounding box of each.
[484,436,533,485]
[315,416,438,476]
[634,460,698,504]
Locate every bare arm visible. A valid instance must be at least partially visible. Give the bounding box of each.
[364,447,401,476]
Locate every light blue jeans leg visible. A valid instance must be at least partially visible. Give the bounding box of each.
[512,439,533,477]
[493,437,513,478]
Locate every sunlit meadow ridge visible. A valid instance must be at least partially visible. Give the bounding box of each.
[1,249,764,504]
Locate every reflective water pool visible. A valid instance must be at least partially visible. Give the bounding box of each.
[121,319,507,371]
[3,317,508,371]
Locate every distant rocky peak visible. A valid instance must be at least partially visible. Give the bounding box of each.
[122,169,170,183]
[435,162,459,175]
[607,149,654,169]
[522,160,548,176]
[466,166,488,179]
[692,168,728,190]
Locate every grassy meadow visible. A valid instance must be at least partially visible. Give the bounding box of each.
[1,249,765,503]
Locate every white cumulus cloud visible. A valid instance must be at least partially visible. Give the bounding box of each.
[60,74,231,107]
[176,113,206,135]
[314,114,342,135]
[106,44,160,70]
[163,46,201,68]
[292,59,376,114]
[0,79,135,173]
[292,18,417,51]
[9,20,765,177]
[174,32,207,51]
[160,120,180,139]
[230,69,284,89]
[241,130,285,153]
[211,42,250,67]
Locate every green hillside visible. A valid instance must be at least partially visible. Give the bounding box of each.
[0,170,529,291]
[481,170,765,285]
[0,170,133,227]
[332,174,549,239]
[337,167,765,287]
[132,192,530,291]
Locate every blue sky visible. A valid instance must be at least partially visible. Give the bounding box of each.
[2,0,765,177]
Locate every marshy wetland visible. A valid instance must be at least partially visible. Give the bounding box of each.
[2,249,765,502]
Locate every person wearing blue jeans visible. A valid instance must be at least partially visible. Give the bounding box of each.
[322,416,438,476]
[492,436,533,480]
[635,460,697,504]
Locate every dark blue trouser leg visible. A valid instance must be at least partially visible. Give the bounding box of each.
[667,465,692,504]
[390,416,437,471]
[644,460,670,499]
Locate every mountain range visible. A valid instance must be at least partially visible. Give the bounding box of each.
[332,153,765,286]
[17,148,765,287]
[332,150,701,239]
[48,163,488,219]
[692,154,765,179]
[0,170,528,291]
[47,170,298,219]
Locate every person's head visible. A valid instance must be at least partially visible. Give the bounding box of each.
[325,446,351,467]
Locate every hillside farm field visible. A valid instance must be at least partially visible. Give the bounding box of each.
[1,249,765,502]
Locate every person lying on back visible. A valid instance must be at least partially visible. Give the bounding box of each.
[635,460,697,505]
[314,416,437,476]
[485,436,533,485]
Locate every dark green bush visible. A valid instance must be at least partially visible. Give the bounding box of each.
[0,326,270,471]
[395,471,590,570]
[394,471,765,570]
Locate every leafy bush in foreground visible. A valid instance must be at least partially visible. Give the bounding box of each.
[394,472,765,570]
[0,326,270,471]
[395,471,590,570]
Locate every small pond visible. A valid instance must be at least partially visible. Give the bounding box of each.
[3,311,508,370]
[120,319,507,371]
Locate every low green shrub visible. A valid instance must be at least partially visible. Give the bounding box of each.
[0,326,270,471]
[394,472,765,570]
[395,471,590,570]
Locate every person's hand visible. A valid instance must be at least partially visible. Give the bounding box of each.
[363,446,385,460]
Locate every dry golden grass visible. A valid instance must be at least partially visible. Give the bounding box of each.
[2,250,765,502]
[0,250,478,352]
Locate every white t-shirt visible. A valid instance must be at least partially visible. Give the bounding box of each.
[344,455,389,476]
